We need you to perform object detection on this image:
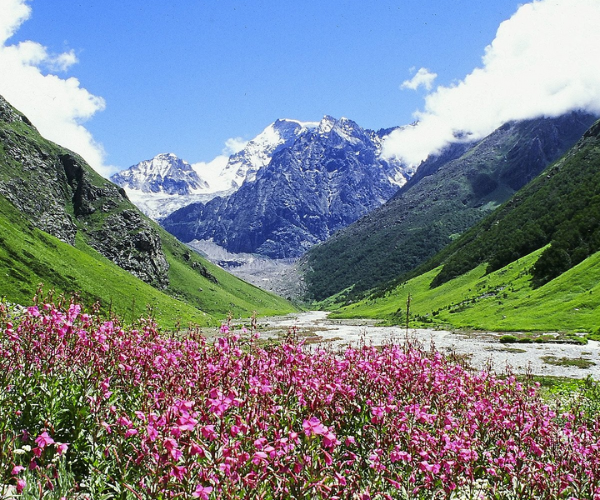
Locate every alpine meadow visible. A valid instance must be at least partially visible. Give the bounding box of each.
[2,0,600,498]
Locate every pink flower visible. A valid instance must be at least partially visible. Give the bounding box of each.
[192,485,213,499]
[302,417,327,436]
[164,438,182,460]
[56,442,69,455]
[170,465,187,481]
[16,478,26,493]
[322,430,340,449]
[35,431,54,449]
[11,465,25,475]
[390,450,412,463]
[190,442,205,457]
[252,451,268,465]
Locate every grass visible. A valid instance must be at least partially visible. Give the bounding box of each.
[0,195,296,329]
[541,356,595,369]
[327,247,600,335]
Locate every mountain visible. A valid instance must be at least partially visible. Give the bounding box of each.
[328,118,600,335]
[110,119,318,220]
[215,118,320,190]
[0,94,295,326]
[161,116,413,259]
[301,112,598,301]
[111,153,209,195]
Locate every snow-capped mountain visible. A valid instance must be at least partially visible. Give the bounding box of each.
[161,116,413,259]
[111,153,208,195]
[196,118,319,192]
[109,153,214,219]
[111,120,317,220]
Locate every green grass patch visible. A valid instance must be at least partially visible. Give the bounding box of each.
[327,247,600,335]
[0,196,296,329]
[541,356,595,369]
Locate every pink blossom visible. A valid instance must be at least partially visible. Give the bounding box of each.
[302,416,327,436]
[11,465,25,475]
[16,478,26,493]
[192,485,213,499]
[56,442,69,455]
[164,438,182,460]
[35,431,54,448]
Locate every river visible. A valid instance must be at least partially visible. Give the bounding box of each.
[260,311,600,379]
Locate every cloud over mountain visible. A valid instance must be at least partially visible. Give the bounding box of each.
[384,0,600,166]
[0,0,112,176]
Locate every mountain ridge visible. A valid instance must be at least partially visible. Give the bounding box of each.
[301,111,598,300]
[161,115,412,259]
[328,117,600,335]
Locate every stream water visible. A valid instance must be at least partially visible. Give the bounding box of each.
[261,311,600,379]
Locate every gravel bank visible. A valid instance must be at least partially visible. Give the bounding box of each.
[262,311,600,379]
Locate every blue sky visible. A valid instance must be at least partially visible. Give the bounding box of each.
[2,0,600,176]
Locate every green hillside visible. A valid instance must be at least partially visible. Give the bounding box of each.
[302,113,597,301]
[420,120,600,289]
[329,247,600,336]
[0,187,295,328]
[0,95,296,327]
[328,119,600,335]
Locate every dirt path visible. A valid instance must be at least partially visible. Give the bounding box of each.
[261,311,600,379]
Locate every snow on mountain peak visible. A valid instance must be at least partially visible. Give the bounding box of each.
[202,118,317,191]
[110,153,209,196]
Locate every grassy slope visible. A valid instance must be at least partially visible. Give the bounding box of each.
[0,196,295,328]
[302,114,598,301]
[329,247,600,334]
[158,226,297,320]
[0,98,296,327]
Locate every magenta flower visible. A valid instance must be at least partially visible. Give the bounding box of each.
[16,478,26,494]
[56,442,69,455]
[35,431,54,449]
[11,465,25,475]
[302,416,327,436]
[125,428,138,438]
[192,485,213,499]
[164,438,182,460]
[322,430,340,449]
[170,465,187,481]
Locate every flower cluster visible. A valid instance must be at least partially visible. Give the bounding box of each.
[1,299,600,498]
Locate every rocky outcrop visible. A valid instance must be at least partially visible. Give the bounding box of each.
[0,94,170,288]
[88,210,170,288]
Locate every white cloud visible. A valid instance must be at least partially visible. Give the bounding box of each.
[223,136,248,155]
[401,67,437,91]
[0,0,113,177]
[384,0,600,167]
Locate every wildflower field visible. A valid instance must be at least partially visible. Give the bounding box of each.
[1,298,600,499]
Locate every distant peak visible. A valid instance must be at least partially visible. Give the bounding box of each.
[271,118,319,131]
[154,152,179,160]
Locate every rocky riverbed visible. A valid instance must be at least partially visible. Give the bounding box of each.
[260,311,600,379]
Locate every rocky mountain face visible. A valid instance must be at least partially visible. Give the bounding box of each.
[161,116,413,259]
[0,94,170,288]
[110,119,319,220]
[301,111,599,300]
[110,153,208,195]
[217,118,319,190]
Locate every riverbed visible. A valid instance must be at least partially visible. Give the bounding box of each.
[260,311,600,379]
